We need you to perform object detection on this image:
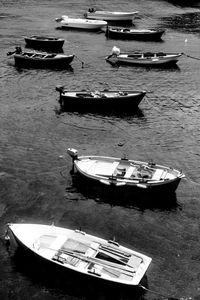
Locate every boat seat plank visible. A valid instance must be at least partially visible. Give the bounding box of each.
[90,161,119,176]
[128,255,142,270]
[151,169,164,180]
[51,235,67,250]
[124,166,135,178]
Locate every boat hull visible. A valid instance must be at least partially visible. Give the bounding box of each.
[67,152,184,194]
[106,54,181,67]
[56,89,146,111]
[14,54,74,69]
[56,17,107,31]
[74,164,182,194]
[85,11,138,22]
[24,37,65,50]
[106,28,165,41]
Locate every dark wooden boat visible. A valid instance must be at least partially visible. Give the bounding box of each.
[7,47,74,69]
[106,46,182,67]
[24,35,65,50]
[67,148,185,194]
[106,27,165,41]
[56,86,146,111]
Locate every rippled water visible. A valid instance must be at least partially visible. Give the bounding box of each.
[1,0,200,299]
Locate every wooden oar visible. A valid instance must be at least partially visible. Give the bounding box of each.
[100,244,131,258]
[59,249,135,274]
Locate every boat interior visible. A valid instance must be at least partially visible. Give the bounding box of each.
[20,52,56,59]
[86,158,174,181]
[34,233,142,281]
[72,91,129,98]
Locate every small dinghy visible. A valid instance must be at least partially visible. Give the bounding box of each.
[67,148,185,193]
[106,27,165,41]
[7,223,152,287]
[55,15,107,31]
[56,86,146,111]
[106,46,182,67]
[7,47,74,69]
[85,8,138,22]
[24,35,65,50]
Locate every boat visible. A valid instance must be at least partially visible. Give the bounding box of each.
[85,8,138,22]
[56,86,146,111]
[24,35,65,50]
[7,47,74,69]
[55,15,107,31]
[106,27,165,41]
[7,223,152,287]
[106,47,182,67]
[67,148,185,193]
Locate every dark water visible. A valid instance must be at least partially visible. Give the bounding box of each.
[1,0,200,299]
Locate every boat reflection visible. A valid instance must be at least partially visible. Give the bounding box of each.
[68,174,180,211]
[55,104,145,118]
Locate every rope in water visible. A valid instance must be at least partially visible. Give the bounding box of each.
[139,284,179,300]
[182,52,200,60]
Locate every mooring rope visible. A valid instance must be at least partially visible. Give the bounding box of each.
[139,284,179,300]
[182,52,200,61]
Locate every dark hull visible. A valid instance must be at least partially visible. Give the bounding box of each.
[24,38,64,50]
[58,92,146,111]
[74,168,182,195]
[106,29,165,41]
[9,231,146,297]
[14,54,74,69]
[71,174,179,210]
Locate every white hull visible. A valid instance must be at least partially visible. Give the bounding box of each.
[106,50,182,67]
[56,16,107,30]
[86,11,138,21]
[8,223,151,286]
[116,55,180,65]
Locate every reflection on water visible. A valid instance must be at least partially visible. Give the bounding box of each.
[161,12,200,33]
[67,174,180,211]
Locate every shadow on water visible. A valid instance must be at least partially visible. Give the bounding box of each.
[160,12,200,34]
[66,174,180,211]
[161,0,200,8]
[55,104,145,119]
[10,247,147,300]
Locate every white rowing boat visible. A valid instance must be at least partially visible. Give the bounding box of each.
[55,15,107,30]
[7,223,152,287]
[85,8,138,22]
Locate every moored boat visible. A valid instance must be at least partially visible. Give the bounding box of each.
[24,35,65,50]
[106,27,165,41]
[67,148,185,193]
[7,223,152,287]
[106,46,182,67]
[55,15,107,31]
[56,86,146,111]
[7,47,74,69]
[85,8,138,22]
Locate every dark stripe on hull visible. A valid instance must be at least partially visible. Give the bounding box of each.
[24,39,64,50]
[106,30,164,41]
[14,55,74,69]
